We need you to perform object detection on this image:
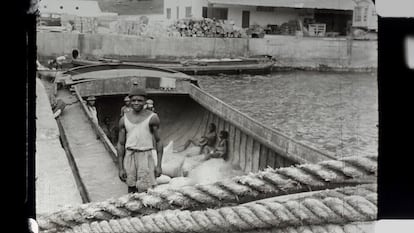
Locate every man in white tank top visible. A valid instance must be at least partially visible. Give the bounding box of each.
[117,87,163,193]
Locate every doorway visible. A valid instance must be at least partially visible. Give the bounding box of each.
[242,11,250,28]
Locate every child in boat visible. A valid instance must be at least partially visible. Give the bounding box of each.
[202,130,229,161]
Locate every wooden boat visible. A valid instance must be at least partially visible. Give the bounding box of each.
[54,63,334,202]
[71,56,275,75]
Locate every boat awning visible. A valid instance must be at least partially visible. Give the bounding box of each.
[208,0,356,11]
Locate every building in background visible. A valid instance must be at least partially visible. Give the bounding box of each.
[38,0,117,33]
[352,0,377,31]
[164,0,360,36]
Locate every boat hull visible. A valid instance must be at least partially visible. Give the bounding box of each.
[71,58,275,75]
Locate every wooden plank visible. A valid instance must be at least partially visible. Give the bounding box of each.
[245,136,254,173]
[203,111,213,135]
[252,140,261,172]
[224,120,230,133]
[267,149,276,169]
[259,146,268,170]
[274,154,284,169]
[195,109,209,138]
[239,133,247,171]
[217,117,224,132]
[228,124,235,162]
[233,127,241,166]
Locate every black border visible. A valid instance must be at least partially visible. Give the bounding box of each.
[377,16,414,218]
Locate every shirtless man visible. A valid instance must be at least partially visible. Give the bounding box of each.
[117,88,163,193]
[179,123,217,154]
[202,130,228,161]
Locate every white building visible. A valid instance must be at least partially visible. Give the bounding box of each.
[39,0,117,17]
[164,0,357,36]
[352,0,377,31]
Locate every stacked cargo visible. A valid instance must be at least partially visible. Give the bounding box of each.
[172,18,246,38]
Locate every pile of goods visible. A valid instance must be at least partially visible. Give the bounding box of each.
[152,141,245,190]
[108,17,180,37]
[172,18,246,38]
[60,14,98,33]
[245,24,266,38]
[279,20,300,35]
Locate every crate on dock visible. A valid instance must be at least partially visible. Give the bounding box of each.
[308,24,326,37]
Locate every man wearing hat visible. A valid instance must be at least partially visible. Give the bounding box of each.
[120,96,131,117]
[144,99,155,112]
[86,96,98,123]
[117,87,163,193]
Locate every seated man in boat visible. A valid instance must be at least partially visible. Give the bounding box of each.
[202,130,229,161]
[177,123,217,155]
[117,87,163,193]
[120,96,131,117]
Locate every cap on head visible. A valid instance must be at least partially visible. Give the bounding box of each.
[124,96,130,101]
[128,87,147,98]
[86,96,96,101]
[146,99,154,105]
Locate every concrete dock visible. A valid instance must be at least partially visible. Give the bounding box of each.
[35,78,82,215]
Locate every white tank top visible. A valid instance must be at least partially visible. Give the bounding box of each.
[124,112,155,151]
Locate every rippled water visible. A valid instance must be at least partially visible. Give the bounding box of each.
[197,71,378,158]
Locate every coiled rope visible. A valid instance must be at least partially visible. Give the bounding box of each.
[229,221,374,233]
[62,184,377,233]
[38,155,376,231]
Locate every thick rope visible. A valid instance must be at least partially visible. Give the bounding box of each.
[38,155,377,231]
[62,185,377,233]
[229,221,374,233]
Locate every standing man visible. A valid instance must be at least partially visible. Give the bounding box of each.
[86,96,98,123]
[120,96,131,117]
[145,99,155,112]
[117,88,163,193]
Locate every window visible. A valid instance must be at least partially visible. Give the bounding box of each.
[363,7,368,22]
[185,6,192,18]
[212,8,228,20]
[166,8,171,19]
[176,6,179,19]
[354,7,361,22]
[202,7,208,18]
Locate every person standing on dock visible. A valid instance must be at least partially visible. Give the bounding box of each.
[86,96,98,123]
[117,88,163,193]
[120,96,131,117]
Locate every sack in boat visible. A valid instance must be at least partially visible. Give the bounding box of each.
[156,174,171,185]
[153,141,185,177]
[182,154,204,176]
[168,177,195,188]
[188,159,245,185]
